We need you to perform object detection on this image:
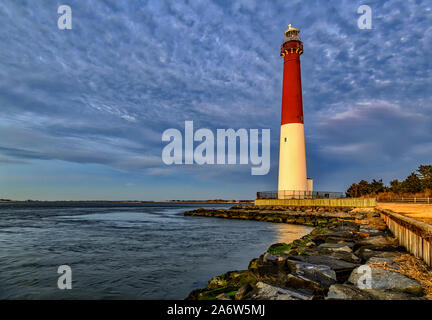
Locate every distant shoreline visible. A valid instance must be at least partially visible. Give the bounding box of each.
[0,200,254,204]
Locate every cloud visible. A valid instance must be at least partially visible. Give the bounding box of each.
[0,0,431,198]
[314,100,431,160]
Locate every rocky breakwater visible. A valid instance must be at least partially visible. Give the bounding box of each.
[184,205,365,226]
[185,205,432,300]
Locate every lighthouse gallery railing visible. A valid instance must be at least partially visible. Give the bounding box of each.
[256,190,345,200]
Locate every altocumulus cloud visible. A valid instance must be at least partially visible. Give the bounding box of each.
[0,0,431,199]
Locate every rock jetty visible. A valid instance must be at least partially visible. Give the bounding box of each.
[185,205,431,300]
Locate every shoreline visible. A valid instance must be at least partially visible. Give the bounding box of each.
[0,200,253,204]
[184,205,432,300]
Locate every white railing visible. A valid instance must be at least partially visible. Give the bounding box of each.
[380,197,431,204]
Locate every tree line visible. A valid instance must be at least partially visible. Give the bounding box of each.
[346,164,432,198]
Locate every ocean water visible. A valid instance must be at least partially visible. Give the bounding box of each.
[0,202,312,299]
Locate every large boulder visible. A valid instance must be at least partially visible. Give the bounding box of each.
[234,283,253,300]
[287,260,337,288]
[318,243,354,253]
[282,273,325,297]
[290,255,360,283]
[263,253,279,263]
[249,254,293,282]
[365,289,425,300]
[366,256,400,267]
[355,246,404,262]
[326,284,374,300]
[310,231,357,245]
[365,251,404,263]
[302,246,361,264]
[359,226,386,237]
[248,254,327,298]
[327,251,362,264]
[353,236,399,251]
[323,238,352,245]
[245,282,312,300]
[348,266,424,296]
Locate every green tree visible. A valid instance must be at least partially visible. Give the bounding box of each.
[417,165,432,179]
[370,179,385,194]
[417,165,432,190]
[390,179,403,193]
[401,172,423,193]
[422,178,432,191]
[346,183,359,197]
[346,180,373,197]
[346,164,432,197]
[357,180,371,196]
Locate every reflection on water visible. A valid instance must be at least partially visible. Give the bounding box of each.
[0,202,312,299]
[275,224,313,244]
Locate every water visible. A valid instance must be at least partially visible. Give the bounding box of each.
[0,202,312,299]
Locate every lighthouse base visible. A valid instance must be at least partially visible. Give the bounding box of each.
[278,178,313,199]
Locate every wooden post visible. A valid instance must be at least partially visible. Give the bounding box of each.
[379,209,432,267]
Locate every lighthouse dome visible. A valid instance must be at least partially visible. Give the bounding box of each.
[284,24,300,41]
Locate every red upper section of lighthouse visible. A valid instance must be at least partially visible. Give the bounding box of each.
[280,25,304,125]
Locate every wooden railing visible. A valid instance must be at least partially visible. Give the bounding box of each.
[378,209,432,266]
[255,197,376,207]
[379,197,431,204]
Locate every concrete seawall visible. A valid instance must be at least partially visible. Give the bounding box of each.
[378,209,432,266]
[255,198,376,208]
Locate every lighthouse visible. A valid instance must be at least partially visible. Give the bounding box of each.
[278,24,313,199]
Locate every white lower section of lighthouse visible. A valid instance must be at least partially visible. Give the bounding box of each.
[278,123,313,199]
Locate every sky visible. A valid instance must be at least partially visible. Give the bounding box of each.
[0,0,431,200]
